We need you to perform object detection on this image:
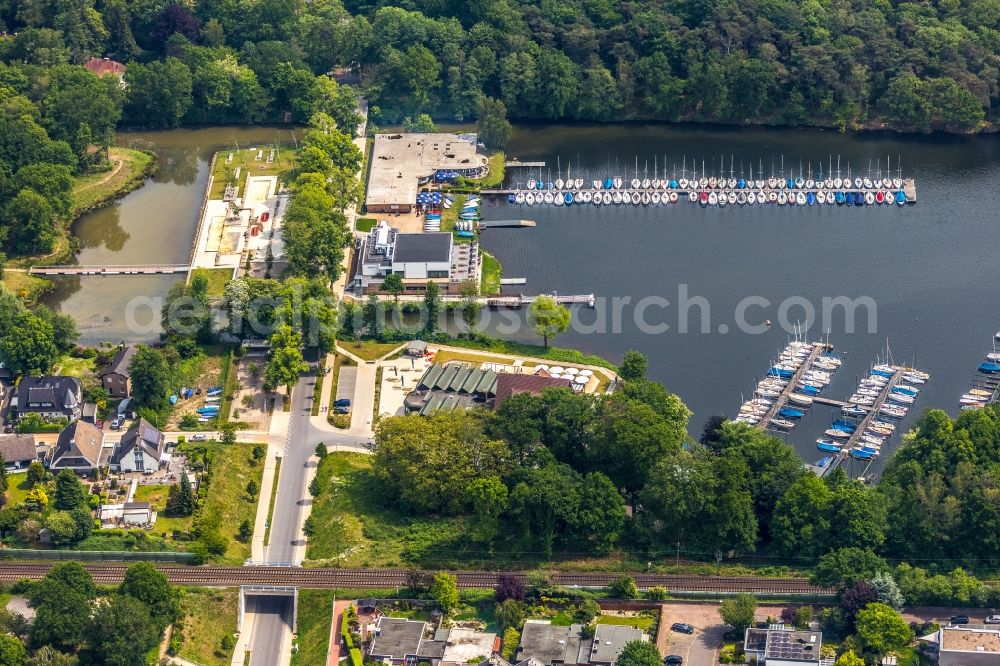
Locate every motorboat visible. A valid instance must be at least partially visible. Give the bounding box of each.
[979,362,1000,374]
[969,388,992,397]
[842,405,869,416]
[891,385,918,396]
[771,419,797,430]
[880,404,908,418]
[788,393,814,406]
[779,407,805,419]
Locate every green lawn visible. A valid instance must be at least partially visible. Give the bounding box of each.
[477,152,506,189]
[175,587,239,666]
[134,484,193,535]
[4,474,33,507]
[190,267,234,299]
[355,218,377,233]
[54,354,96,379]
[481,251,501,295]
[305,453,467,568]
[596,614,656,630]
[71,147,155,215]
[340,340,401,361]
[291,590,335,666]
[209,146,298,199]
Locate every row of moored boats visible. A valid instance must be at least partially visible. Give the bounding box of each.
[425,195,479,238]
[735,341,841,429]
[510,176,910,207]
[961,330,1000,409]
[818,365,928,460]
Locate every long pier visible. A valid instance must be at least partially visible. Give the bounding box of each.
[29,264,191,276]
[755,343,827,431]
[505,160,546,168]
[824,368,905,475]
[479,219,536,228]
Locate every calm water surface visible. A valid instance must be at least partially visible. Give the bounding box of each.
[46,123,1000,467]
[43,126,300,343]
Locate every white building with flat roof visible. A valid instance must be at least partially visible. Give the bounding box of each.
[365,133,488,213]
[936,626,1000,666]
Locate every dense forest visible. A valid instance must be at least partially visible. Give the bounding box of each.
[1,0,997,135]
[370,352,1000,604]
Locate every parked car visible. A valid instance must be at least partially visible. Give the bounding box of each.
[984,615,1000,624]
[950,615,970,625]
[3,424,13,433]
[334,406,351,414]
[671,623,695,634]
[665,656,683,665]
[191,434,207,442]
[334,398,351,407]
[110,418,124,430]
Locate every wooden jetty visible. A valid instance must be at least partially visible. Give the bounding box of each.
[823,367,906,476]
[755,343,828,431]
[505,160,546,168]
[29,265,191,276]
[499,278,527,285]
[479,219,536,228]
[812,396,849,408]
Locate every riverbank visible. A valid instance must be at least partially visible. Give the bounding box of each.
[5,147,157,273]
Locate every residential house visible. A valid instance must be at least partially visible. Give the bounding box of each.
[935,625,1000,666]
[99,344,138,398]
[83,57,126,86]
[0,435,38,470]
[368,617,497,666]
[50,420,103,471]
[515,621,644,666]
[744,626,828,666]
[99,501,156,527]
[15,376,83,422]
[110,419,167,473]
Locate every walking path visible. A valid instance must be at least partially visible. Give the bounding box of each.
[326,599,352,666]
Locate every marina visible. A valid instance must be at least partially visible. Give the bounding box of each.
[489,156,917,208]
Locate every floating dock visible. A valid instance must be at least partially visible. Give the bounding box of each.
[486,294,595,308]
[479,219,535,228]
[823,368,905,476]
[499,278,527,285]
[754,343,829,431]
[505,161,546,168]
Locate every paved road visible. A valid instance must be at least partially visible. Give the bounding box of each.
[249,369,370,665]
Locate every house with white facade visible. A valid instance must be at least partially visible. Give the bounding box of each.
[110,419,168,473]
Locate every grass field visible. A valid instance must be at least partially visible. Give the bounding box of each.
[481,251,501,295]
[290,590,335,666]
[4,474,32,507]
[71,147,155,215]
[305,453,467,568]
[477,152,506,189]
[0,271,53,302]
[54,354,96,379]
[596,614,656,630]
[209,146,298,200]
[355,218,377,233]
[190,267,234,299]
[341,340,401,361]
[133,484,193,535]
[178,441,265,563]
[176,587,239,666]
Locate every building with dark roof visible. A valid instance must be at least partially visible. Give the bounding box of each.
[515,622,644,666]
[368,617,496,666]
[744,626,827,666]
[354,223,476,295]
[110,418,167,473]
[50,420,104,471]
[99,344,138,398]
[404,362,498,415]
[15,376,83,422]
[0,435,38,470]
[493,373,573,408]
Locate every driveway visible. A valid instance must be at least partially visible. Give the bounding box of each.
[658,602,793,666]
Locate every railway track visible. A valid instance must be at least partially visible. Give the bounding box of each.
[0,563,830,595]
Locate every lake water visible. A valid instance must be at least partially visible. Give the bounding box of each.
[46,123,1000,467]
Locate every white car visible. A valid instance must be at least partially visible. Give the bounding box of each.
[191,434,207,442]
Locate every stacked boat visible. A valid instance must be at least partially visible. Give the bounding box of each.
[734,341,840,430]
[507,174,912,208]
[455,196,481,238]
[196,386,223,423]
